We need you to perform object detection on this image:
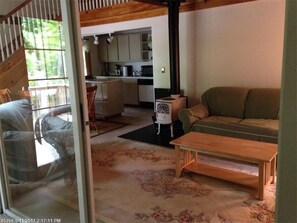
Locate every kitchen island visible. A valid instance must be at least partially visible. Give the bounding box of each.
[90,76,154,107]
[86,78,124,118]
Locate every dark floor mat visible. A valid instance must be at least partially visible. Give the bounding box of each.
[119,121,184,148]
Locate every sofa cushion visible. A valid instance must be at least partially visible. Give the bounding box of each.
[239,118,279,131]
[245,88,280,119]
[202,87,250,119]
[191,116,242,131]
[192,116,278,143]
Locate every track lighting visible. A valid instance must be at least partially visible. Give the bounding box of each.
[94,35,99,45]
[106,33,113,44]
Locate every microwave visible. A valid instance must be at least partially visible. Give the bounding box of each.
[141,65,153,77]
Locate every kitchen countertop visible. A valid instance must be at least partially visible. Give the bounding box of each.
[89,76,154,80]
[85,78,122,83]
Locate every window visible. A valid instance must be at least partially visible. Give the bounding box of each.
[22,17,70,121]
[22,17,71,166]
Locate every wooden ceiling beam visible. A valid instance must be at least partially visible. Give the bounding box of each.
[80,0,258,27]
[80,2,164,22]
[180,0,257,12]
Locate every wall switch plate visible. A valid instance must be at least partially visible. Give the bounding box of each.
[161,67,165,73]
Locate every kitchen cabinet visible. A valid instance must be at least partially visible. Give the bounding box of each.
[98,32,151,62]
[122,78,139,105]
[107,35,118,62]
[141,33,152,61]
[129,34,142,61]
[118,35,130,62]
[98,36,108,61]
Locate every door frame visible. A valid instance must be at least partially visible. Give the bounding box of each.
[0,0,95,222]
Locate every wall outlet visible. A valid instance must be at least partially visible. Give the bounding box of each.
[161,67,165,73]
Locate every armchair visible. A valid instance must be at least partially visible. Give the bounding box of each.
[0,99,37,183]
[35,105,75,184]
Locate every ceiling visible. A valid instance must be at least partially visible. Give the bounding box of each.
[0,0,23,15]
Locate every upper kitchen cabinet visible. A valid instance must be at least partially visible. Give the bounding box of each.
[97,31,152,62]
[141,33,152,61]
[98,36,108,61]
[118,35,130,62]
[107,35,118,62]
[129,34,142,61]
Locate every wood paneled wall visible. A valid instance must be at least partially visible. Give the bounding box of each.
[0,47,28,99]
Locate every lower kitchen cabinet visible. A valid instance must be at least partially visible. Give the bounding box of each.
[122,79,139,105]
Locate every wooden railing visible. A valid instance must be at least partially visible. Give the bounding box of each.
[78,0,132,11]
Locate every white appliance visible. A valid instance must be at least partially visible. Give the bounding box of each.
[137,79,154,107]
[155,96,187,137]
[122,66,128,77]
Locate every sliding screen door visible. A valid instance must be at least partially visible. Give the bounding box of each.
[0,0,94,222]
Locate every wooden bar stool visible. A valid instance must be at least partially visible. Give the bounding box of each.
[0,88,12,104]
[86,85,98,133]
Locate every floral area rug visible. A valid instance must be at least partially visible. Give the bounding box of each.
[91,139,276,223]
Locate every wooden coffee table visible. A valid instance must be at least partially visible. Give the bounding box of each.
[170,132,278,200]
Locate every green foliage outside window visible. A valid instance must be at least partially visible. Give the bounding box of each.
[22,17,70,111]
[22,17,66,79]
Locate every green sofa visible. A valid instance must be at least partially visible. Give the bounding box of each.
[178,87,280,144]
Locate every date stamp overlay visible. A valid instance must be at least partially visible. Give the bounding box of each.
[0,219,62,223]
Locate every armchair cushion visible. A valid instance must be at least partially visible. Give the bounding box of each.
[40,114,73,158]
[0,99,33,131]
[0,99,37,182]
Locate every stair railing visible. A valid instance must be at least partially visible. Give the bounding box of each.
[0,0,61,63]
[0,0,132,63]
[0,0,31,63]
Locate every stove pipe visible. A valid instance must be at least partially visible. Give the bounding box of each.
[168,0,180,96]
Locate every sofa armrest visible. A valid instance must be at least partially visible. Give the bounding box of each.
[178,104,209,133]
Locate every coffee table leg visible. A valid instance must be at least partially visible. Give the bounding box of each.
[175,145,181,177]
[258,161,265,200]
[184,150,190,164]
